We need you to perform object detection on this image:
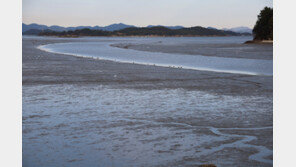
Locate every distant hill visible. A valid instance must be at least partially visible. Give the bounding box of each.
[207,27,218,30]
[147,25,184,30]
[22,23,135,33]
[206,26,252,34]
[22,23,48,32]
[116,26,241,36]
[222,26,252,34]
[100,23,135,31]
[22,29,54,35]
[37,26,249,37]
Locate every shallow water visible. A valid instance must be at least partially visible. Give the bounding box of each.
[37,36,273,76]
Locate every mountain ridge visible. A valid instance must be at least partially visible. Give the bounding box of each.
[22,23,135,32]
[23,23,252,34]
[32,25,251,37]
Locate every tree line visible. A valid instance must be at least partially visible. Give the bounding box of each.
[253,7,273,40]
[37,26,249,37]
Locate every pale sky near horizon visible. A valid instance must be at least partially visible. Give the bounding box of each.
[23,0,273,29]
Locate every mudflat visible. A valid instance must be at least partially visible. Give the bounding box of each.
[23,36,273,167]
[23,37,272,95]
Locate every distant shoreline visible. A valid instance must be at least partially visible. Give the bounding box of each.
[37,34,252,38]
[244,40,273,44]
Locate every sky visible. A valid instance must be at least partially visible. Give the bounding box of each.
[23,0,273,29]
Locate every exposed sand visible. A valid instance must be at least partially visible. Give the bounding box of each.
[22,36,273,167]
[111,40,273,60]
[244,40,273,44]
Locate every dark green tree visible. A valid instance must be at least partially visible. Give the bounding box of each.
[253,7,273,40]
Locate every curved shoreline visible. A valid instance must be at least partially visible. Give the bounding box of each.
[37,41,272,76]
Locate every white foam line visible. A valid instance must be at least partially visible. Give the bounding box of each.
[37,43,269,76]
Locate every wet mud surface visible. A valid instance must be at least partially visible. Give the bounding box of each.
[23,37,272,167]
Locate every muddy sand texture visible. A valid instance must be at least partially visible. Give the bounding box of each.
[23,37,273,167]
